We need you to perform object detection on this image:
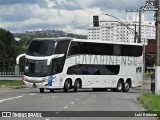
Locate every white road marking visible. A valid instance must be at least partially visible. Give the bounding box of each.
[71,102,75,104]
[45,118,50,120]
[133,97,137,101]
[29,93,35,95]
[0,96,23,103]
[43,96,57,99]
[76,98,79,101]
[64,106,68,109]
[55,111,60,115]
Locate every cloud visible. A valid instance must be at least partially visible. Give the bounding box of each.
[44,0,148,10]
[0,0,44,5]
[45,0,83,10]
[0,0,154,35]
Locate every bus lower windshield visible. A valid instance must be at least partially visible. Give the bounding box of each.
[24,59,50,77]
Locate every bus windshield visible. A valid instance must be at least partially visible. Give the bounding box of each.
[24,59,50,77]
[27,40,56,56]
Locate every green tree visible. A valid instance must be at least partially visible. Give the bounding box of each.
[0,28,24,71]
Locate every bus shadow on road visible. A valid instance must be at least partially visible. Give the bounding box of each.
[39,89,143,94]
[20,88,145,94]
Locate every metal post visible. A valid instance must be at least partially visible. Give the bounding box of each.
[15,65,19,76]
[138,8,146,79]
[155,0,160,94]
[138,9,142,43]
[143,39,146,80]
[134,24,137,43]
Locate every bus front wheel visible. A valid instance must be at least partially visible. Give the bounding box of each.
[39,88,44,93]
[74,80,80,92]
[64,80,69,93]
[50,89,54,93]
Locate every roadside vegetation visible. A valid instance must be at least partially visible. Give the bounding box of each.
[0,28,87,72]
[139,93,160,119]
[0,80,22,89]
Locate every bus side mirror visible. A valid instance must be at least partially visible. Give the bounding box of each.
[15,53,26,75]
[16,53,26,65]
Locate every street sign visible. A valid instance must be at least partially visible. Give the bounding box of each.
[140,6,158,11]
[140,0,158,11]
[145,1,155,6]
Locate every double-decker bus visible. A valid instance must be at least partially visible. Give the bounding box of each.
[16,38,143,93]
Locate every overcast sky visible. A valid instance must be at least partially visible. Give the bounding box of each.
[0,0,155,35]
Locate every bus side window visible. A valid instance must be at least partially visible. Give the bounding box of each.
[54,40,70,54]
[94,70,101,75]
[52,57,65,74]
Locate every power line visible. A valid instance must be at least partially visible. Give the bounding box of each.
[66,23,92,34]
[127,0,147,9]
[127,0,141,9]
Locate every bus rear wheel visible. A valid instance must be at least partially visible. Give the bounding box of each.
[39,88,44,93]
[123,82,130,92]
[116,80,123,92]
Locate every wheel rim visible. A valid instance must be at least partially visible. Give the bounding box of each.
[125,83,129,90]
[77,82,80,88]
[118,82,122,91]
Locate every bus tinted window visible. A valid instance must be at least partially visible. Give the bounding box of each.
[68,42,113,56]
[27,40,55,56]
[67,64,120,75]
[68,41,142,57]
[54,40,70,54]
[68,42,80,55]
[121,45,142,57]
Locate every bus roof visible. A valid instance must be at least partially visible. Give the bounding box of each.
[72,39,143,46]
[34,37,72,41]
[34,37,143,46]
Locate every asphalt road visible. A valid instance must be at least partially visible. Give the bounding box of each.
[0,87,155,120]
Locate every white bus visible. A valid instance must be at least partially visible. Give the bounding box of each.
[16,38,143,93]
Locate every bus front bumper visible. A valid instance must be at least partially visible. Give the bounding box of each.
[23,76,63,89]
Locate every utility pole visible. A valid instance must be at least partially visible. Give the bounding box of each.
[126,9,141,43]
[155,0,160,94]
[138,9,142,43]
[126,9,145,80]
[134,24,137,43]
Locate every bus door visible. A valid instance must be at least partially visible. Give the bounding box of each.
[50,57,65,86]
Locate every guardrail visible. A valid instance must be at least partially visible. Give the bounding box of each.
[0,72,23,80]
[0,72,24,76]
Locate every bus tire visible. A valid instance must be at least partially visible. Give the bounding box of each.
[116,80,123,92]
[123,82,130,92]
[50,89,54,93]
[64,80,69,93]
[74,80,80,92]
[40,88,44,93]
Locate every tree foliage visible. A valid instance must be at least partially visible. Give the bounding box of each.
[0,28,24,71]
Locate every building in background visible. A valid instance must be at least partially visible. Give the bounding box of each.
[88,14,155,45]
